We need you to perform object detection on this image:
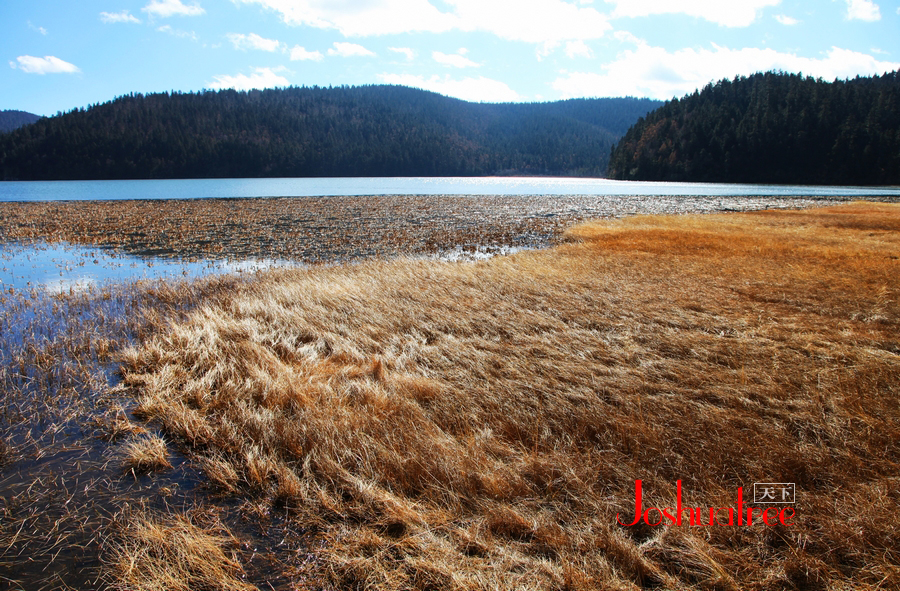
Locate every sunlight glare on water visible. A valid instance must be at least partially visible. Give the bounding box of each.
[2,177,900,202]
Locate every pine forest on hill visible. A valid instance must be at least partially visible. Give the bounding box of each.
[0,110,41,134]
[607,70,900,186]
[0,85,660,180]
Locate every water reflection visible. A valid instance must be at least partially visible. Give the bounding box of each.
[0,241,300,292]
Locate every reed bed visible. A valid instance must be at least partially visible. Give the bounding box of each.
[0,273,242,589]
[118,202,900,590]
[0,194,843,263]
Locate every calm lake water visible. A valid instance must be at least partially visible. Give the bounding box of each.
[3,176,900,201]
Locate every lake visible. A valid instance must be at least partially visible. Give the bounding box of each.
[3,176,900,202]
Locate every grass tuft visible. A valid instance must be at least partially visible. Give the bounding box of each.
[104,510,257,591]
[120,434,172,475]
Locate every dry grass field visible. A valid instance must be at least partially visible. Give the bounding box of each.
[114,202,900,590]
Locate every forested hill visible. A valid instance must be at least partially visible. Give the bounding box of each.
[608,71,900,185]
[0,110,41,134]
[0,85,660,180]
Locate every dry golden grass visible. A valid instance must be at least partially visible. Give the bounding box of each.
[119,434,172,475]
[105,510,256,591]
[92,404,149,442]
[120,202,900,590]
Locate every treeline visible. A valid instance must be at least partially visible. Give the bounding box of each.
[608,71,900,185]
[0,110,41,134]
[0,86,660,180]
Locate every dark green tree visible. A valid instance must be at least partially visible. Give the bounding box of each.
[0,86,660,180]
[608,71,900,185]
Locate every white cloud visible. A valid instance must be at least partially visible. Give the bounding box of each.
[207,67,290,90]
[389,47,416,60]
[433,50,480,68]
[606,0,780,27]
[774,14,799,25]
[142,0,205,18]
[13,55,80,75]
[565,40,594,58]
[227,32,282,52]
[327,42,376,58]
[237,0,455,36]
[237,0,611,43]
[289,45,324,61]
[157,24,198,40]
[28,21,48,35]
[613,30,643,44]
[553,42,900,100]
[845,0,881,21]
[448,0,613,43]
[536,41,560,61]
[379,73,522,102]
[100,10,141,23]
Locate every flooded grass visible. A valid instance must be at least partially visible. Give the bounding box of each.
[0,240,300,293]
[0,274,242,589]
[0,196,898,589]
[0,194,851,264]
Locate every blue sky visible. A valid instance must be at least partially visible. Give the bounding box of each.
[3,0,900,116]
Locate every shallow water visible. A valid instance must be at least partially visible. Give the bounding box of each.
[3,176,900,202]
[0,241,298,292]
[4,192,885,290]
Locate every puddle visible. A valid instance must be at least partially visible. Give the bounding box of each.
[0,241,300,293]
[430,244,529,262]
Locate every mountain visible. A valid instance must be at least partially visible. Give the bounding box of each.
[0,110,41,134]
[0,86,661,180]
[607,71,900,185]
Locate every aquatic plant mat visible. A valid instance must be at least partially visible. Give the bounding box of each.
[115,202,898,590]
[1,201,898,590]
[0,194,846,262]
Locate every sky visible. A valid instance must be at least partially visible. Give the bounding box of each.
[3,0,900,116]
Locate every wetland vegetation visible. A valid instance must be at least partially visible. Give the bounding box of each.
[0,197,898,590]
